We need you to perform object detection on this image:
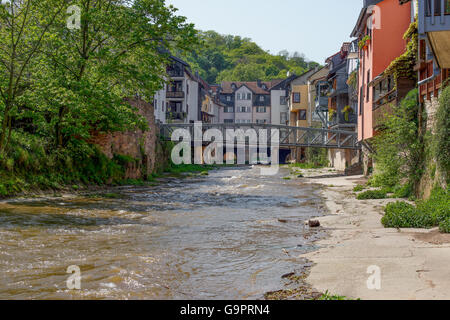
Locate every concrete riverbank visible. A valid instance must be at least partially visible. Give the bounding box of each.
[300,169,450,300]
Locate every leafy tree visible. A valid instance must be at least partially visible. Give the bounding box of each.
[182,30,317,83]
[0,0,70,154]
[16,0,198,148]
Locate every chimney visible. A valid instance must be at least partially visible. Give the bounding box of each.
[257,79,262,87]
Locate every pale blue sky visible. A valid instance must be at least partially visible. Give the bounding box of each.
[166,0,363,64]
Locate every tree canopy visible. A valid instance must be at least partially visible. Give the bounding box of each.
[182,30,320,84]
[0,0,198,152]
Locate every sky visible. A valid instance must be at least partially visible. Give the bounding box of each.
[165,0,363,64]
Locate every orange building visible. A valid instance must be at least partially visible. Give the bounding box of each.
[351,0,413,143]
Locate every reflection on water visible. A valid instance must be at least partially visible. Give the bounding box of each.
[0,166,324,300]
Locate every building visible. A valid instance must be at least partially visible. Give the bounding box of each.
[325,43,357,131]
[285,69,320,162]
[286,69,318,128]
[198,77,218,124]
[414,0,450,108]
[307,67,330,128]
[351,0,413,143]
[351,0,414,173]
[347,40,360,129]
[270,78,291,126]
[154,56,200,124]
[322,44,359,171]
[215,80,283,124]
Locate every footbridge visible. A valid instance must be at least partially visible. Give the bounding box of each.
[159,123,360,150]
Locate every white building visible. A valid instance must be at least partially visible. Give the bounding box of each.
[153,56,200,124]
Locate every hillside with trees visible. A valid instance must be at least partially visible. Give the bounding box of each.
[181,30,320,84]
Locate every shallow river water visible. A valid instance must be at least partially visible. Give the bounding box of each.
[0,166,325,299]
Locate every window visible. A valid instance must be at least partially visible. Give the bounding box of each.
[293,92,301,103]
[237,93,241,100]
[257,107,266,113]
[247,93,251,100]
[280,96,287,105]
[162,101,165,112]
[224,106,234,113]
[359,87,363,115]
[366,70,371,102]
[227,96,231,102]
[155,99,157,110]
[280,112,288,123]
[298,110,307,121]
[259,96,265,102]
[237,106,250,113]
[256,119,267,124]
[224,119,234,123]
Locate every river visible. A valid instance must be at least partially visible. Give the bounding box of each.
[0,166,325,300]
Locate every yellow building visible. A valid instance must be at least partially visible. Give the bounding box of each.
[289,84,309,128]
[286,68,319,162]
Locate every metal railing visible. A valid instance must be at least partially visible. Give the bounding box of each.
[159,123,360,150]
[425,0,450,16]
[166,91,185,99]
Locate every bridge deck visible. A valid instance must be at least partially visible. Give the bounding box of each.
[159,123,360,150]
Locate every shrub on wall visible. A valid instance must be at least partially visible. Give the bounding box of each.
[435,85,450,179]
[372,89,421,188]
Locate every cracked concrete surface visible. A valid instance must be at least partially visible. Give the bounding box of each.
[300,172,450,300]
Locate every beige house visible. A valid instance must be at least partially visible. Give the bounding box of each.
[307,67,329,128]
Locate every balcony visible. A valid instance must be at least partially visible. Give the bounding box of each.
[315,96,329,112]
[419,0,450,68]
[166,91,185,99]
[166,112,187,122]
[373,103,394,130]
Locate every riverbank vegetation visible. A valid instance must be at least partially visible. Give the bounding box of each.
[360,85,450,233]
[0,1,197,197]
[382,187,449,232]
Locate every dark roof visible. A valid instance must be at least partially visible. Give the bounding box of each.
[169,55,190,68]
[284,68,320,86]
[219,81,282,94]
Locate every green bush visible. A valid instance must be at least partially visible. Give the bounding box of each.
[372,89,422,188]
[439,218,450,233]
[317,291,356,300]
[435,86,450,175]
[416,187,450,225]
[305,147,329,168]
[356,189,387,200]
[393,183,413,198]
[353,185,365,192]
[381,187,449,231]
[382,202,434,229]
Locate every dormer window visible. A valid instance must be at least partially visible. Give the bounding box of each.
[262,84,267,90]
[231,83,236,90]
